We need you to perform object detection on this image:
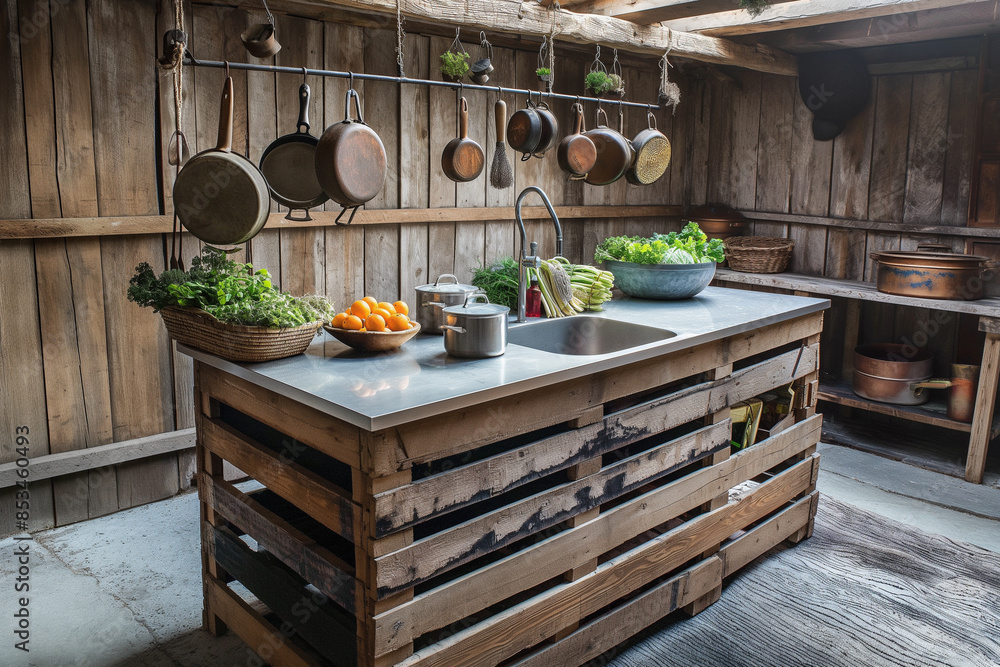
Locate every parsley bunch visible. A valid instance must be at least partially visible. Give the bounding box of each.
[128,248,336,329]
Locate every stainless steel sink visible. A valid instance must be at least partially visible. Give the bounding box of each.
[507,317,675,356]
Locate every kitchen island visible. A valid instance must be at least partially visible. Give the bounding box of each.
[186,287,828,667]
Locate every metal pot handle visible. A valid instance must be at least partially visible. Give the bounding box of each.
[464,294,491,307]
[435,274,460,286]
[440,325,467,334]
[911,379,954,397]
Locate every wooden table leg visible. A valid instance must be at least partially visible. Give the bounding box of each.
[966,324,1000,483]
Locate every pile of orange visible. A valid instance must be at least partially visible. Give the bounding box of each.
[330,296,415,333]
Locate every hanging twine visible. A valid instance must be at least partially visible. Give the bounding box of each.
[395,0,406,77]
[659,47,681,114]
[158,0,186,269]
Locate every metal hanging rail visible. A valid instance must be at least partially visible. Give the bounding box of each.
[182,51,662,111]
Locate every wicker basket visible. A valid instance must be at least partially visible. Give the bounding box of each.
[724,236,795,274]
[159,307,322,363]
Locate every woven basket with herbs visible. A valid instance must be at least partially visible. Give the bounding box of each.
[724,236,795,274]
[128,248,336,363]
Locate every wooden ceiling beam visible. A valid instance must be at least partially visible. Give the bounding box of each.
[661,0,986,37]
[291,0,798,75]
[752,1,1000,51]
[575,0,745,23]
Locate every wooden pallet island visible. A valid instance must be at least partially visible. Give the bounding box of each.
[190,307,824,666]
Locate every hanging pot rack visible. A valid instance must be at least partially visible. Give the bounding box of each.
[178,46,661,111]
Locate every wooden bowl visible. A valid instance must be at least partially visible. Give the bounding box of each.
[323,321,421,352]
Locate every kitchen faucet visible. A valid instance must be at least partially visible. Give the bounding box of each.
[514,187,563,322]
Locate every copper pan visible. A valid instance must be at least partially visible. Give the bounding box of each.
[852,344,951,405]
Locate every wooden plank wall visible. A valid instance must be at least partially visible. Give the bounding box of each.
[680,65,980,377]
[0,0,674,536]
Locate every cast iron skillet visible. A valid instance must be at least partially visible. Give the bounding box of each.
[583,108,632,186]
[259,81,328,220]
[173,76,271,245]
[315,88,387,226]
[442,97,485,183]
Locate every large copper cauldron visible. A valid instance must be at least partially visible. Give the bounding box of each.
[869,251,995,301]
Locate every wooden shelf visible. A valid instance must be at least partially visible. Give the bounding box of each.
[714,269,1000,318]
[817,380,971,433]
[818,380,1000,440]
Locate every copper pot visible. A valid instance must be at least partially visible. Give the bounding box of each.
[687,204,748,240]
[869,251,996,301]
[852,344,952,405]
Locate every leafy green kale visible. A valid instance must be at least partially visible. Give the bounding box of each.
[594,222,724,265]
[127,247,334,329]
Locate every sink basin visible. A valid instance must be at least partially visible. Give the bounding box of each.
[508,317,675,356]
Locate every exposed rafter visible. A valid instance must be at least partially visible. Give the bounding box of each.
[294,0,798,75]
[573,0,738,24]
[754,1,1000,51]
[661,0,985,37]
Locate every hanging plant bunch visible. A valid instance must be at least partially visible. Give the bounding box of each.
[440,29,471,82]
[659,50,681,114]
[537,36,554,91]
[608,49,626,99]
[585,45,612,97]
[739,0,772,17]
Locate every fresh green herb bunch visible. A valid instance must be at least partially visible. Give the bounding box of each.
[127,247,335,329]
[471,257,520,310]
[585,71,613,95]
[440,51,471,79]
[594,222,725,265]
[739,0,771,17]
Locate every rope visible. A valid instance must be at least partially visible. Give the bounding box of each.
[157,0,186,269]
[659,45,681,115]
[396,0,405,77]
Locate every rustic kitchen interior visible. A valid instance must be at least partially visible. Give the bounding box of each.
[1,0,999,665]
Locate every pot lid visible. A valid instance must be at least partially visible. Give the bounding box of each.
[871,251,990,270]
[443,295,510,318]
[416,273,481,294]
[687,204,745,223]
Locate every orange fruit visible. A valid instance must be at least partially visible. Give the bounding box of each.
[408,320,417,328]
[351,300,372,319]
[331,312,348,328]
[377,301,397,315]
[393,301,409,316]
[343,314,364,330]
[372,307,393,321]
[362,296,379,309]
[387,313,410,332]
[365,314,387,332]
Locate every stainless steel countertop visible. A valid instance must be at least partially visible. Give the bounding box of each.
[180,287,829,431]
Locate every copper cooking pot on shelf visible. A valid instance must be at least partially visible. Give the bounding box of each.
[869,251,998,301]
[852,344,952,406]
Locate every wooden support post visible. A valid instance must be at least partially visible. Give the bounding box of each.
[967,323,1000,483]
[196,366,229,637]
[841,300,861,381]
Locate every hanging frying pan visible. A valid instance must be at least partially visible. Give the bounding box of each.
[315,88,387,226]
[173,76,271,245]
[442,97,485,183]
[626,110,671,186]
[583,108,632,186]
[507,94,543,159]
[558,103,597,180]
[531,100,559,158]
[259,80,328,220]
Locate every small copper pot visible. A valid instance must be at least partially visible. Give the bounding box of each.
[852,344,952,405]
[947,364,980,423]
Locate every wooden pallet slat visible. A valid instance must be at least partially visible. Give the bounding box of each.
[375,421,732,597]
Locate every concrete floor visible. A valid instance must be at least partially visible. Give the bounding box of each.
[1,442,998,667]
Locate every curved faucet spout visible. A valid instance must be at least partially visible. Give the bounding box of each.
[514,186,563,258]
[514,186,563,322]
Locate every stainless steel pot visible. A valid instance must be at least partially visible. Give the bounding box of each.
[441,295,509,358]
[414,274,483,335]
